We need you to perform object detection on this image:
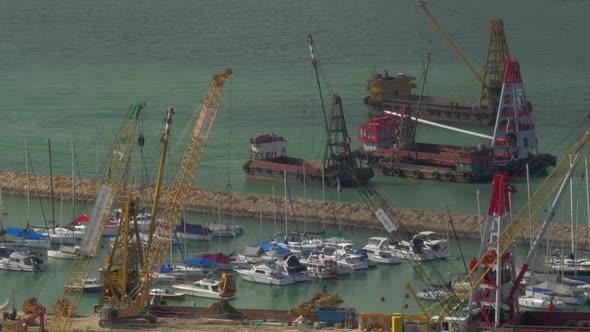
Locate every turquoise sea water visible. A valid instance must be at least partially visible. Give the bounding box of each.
[1,0,590,315]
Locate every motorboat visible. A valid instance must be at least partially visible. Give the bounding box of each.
[47,245,78,260]
[363,249,401,265]
[518,295,566,310]
[172,272,237,299]
[206,223,243,237]
[64,277,104,293]
[276,254,308,283]
[417,289,451,301]
[302,260,337,279]
[175,220,213,241]
[235,263,295,285]
[149,288,185,300]
[80,278,104,293]
[0,251,45,272]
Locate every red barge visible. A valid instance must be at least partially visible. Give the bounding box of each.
[356,59,556,182]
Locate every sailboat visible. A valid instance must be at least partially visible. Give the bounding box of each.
[0,181,28,252]
[5,139,50,249]
[47,138,82,259]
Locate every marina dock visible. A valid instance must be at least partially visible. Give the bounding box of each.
[1,170,588,248]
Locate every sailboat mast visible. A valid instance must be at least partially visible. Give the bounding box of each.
[586,157,590,250]
[307,34,330,153]
[570,155,575,257]
[71,136,75,222]
[283,171,288,239]
[48,138,55,224]
[25,139,30,227]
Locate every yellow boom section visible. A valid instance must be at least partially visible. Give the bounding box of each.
[51,102,145,332]
[135,68,232,308]
[417,0,484,86]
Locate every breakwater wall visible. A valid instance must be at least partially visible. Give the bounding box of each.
[1,170,588,249]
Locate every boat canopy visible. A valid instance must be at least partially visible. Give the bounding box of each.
[5,227,49,239]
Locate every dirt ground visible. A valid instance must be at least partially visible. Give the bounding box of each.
[32,313,346,332]
[67,314,299,331]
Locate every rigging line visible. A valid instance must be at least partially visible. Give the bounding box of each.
[226,74,233,191]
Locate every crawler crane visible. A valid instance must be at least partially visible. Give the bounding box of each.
[98,68,232,327]
[51,102,146,332]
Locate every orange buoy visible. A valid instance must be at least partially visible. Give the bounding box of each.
[403,303,408,308]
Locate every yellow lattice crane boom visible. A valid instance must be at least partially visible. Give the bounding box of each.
[479,19,510,109]
[98,107,174,318]
[417,1,511,110]
[417,0,484,86]
[51,101,146,332]
[98,68,232,326]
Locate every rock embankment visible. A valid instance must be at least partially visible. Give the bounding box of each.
[1,170,587,248]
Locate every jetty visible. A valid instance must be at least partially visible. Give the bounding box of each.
[1,170,588,247]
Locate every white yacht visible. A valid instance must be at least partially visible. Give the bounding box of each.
[235,264,295,285]
[518,295,566,310]
[0,251,45,272]
[37,226,85,245]
[526,281,587,305]
[172,273,237,299]
[363,249,401,265]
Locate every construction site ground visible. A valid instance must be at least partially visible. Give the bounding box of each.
[5,311,352,332]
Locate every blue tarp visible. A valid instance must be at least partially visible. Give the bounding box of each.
[5,227,49,239]
[185,257,219,267]
[262,244,290,254]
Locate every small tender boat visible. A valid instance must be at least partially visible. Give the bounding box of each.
[235,263,295,285]
[47,245,78,260]
[149,288,185,300]
[0,251,45,272]
[172,272,237,299]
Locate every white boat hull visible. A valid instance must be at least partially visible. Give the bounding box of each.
[171,284,236,299]
[25,238,50,249]
[175,232,213,241]
[47,249,76,260]
[235,270,294,285]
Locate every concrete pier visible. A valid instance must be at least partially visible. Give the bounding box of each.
[1,170,588,249]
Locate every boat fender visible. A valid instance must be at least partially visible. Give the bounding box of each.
[431,171,439,179]
[463,173,472,181]
[296,173,303,181]
[392,168,400,176]
[442,173,452,181]
[413,169,423,179]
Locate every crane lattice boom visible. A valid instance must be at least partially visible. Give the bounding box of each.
[135,68,232,309]
[52,102,146,332]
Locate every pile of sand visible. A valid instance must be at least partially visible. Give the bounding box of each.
[206,300,244,320]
